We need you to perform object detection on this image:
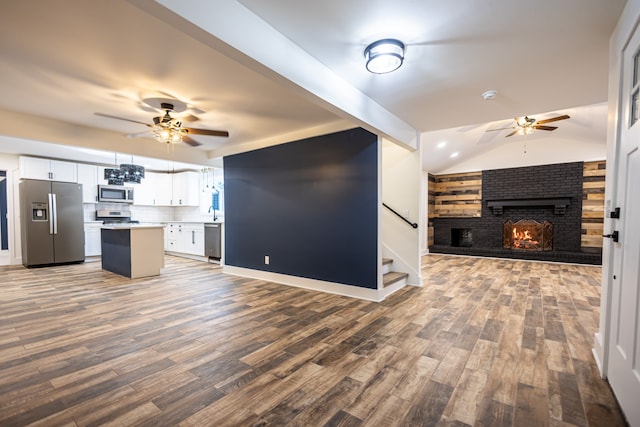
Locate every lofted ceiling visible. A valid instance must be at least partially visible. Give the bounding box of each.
[0,0,627,172]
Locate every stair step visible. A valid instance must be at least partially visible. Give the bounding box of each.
[382,258,393,266]
[383,271,408,288]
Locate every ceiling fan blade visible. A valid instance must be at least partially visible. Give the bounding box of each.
[536,114,570,125]
[486,127,516,132]
[180,114,200,122]
[126,129,152,138]
[182,135,202,147]
[185,127,229,138]
[95,112,151,127]
[505,130,519,137]
[533,125,558,131]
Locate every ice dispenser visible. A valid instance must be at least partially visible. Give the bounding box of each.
[31,202,48,221]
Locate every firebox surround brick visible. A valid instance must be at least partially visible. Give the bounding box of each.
[431,162,601,264]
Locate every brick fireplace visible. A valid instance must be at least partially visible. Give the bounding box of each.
[429,162,604,264]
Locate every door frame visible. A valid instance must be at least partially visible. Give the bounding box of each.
[0,153,20,266]
[593,0,640,377]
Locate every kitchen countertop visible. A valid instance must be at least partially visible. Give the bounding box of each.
[101,224,165,230]
[165,221,224,224]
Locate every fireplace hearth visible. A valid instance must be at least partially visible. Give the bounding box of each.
[503,220,553,251]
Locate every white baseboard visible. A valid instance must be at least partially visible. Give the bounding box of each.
[223,265,383,301]
[592,332,606,377]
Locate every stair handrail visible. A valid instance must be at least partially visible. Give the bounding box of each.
[383,203,418,229]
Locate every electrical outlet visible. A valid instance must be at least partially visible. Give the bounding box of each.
[403,209,410,218]
[264,255,270,265]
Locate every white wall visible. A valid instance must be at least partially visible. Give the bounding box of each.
[381,138,422,286]
[421,102,608,174]
[436,137,606,175]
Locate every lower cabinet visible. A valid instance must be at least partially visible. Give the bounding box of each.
[164,222,204,256]
[84,223,103,256]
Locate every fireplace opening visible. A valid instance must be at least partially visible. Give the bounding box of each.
[503,220,553,251]
[452,228,473,247]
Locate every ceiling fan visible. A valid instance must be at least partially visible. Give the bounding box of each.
[487,114,570,137]
[95,102,229,146]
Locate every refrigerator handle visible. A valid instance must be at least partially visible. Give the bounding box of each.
[51,193,58,235]
[48,193,54,235]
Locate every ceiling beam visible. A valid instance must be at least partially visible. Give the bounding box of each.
[134,0,418,150]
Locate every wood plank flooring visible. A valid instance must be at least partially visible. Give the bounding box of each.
[0,254,627,426]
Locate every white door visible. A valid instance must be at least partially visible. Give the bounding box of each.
[607,21,640,427]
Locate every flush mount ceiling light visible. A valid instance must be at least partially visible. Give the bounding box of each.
[482,90,498,101]
[364,39,405,74]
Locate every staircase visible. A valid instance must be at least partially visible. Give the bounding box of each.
[382,258,408,297]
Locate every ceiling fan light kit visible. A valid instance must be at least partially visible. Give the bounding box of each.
[152,104,187,144]
[94,101,229,147]
[486,114,570,137]
[364,39,405,74]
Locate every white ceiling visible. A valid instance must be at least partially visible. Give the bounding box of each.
[0,0,627,172]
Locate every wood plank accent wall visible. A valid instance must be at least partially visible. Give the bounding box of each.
[581,160,606,251]
[427,173,435,246]
[432,172,482,218]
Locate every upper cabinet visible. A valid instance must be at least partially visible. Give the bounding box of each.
[134,172,156,206]
[77,163,99,203]
[134,171,200,206]
[19,156,77,183]
[19,156,204,209]
[96,166,111,186]
[153,173,173,206]
[172,171,200,206]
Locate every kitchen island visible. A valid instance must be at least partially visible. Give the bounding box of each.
[101,224,165,278]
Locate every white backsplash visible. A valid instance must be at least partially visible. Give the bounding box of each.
[84,203,222,223]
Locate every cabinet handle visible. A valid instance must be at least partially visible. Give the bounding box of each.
[192,230,195,244]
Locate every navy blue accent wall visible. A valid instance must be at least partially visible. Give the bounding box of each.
[224,128,378,289]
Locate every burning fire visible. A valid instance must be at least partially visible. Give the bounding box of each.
[512,227,539,248]
[504,220,551,251]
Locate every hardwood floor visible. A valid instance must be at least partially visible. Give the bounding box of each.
[0,254,627,426]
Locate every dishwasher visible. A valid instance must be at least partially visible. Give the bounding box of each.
[204,223,222,261]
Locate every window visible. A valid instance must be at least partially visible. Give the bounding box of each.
[630,48,640,127]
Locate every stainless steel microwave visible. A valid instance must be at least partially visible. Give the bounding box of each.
[98,185,134,203]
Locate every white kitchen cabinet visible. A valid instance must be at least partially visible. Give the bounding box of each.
[20,156,77,182]
[182,224,204,255]
[84,223,103,256]
[97,166,111,186]
[154,173,173,206]
[135,171,199,207]
[164,222,177,251]
[164,222,204,256]
[171,171,200,206]
[134,172,171,206]
[77,163,98,203]
[134,171,157,206]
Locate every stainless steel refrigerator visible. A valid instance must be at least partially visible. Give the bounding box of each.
[20,179,85,267]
